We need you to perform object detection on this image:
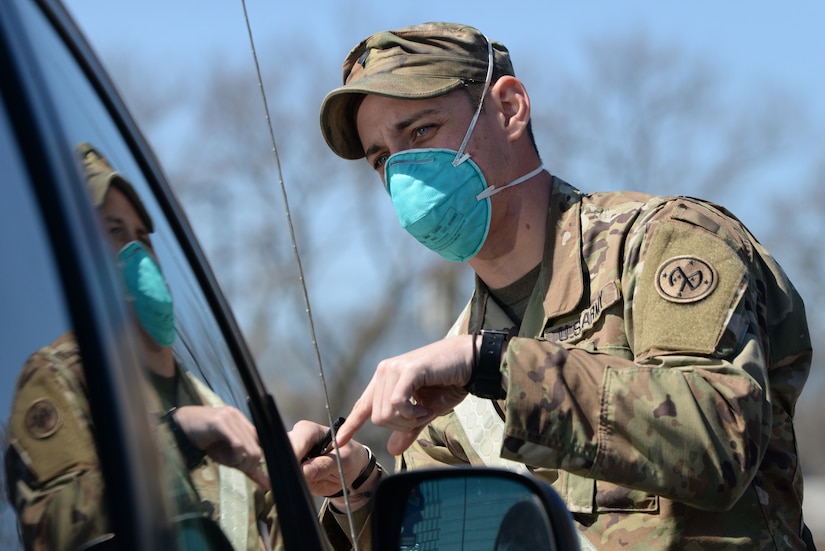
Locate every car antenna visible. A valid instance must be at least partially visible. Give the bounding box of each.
[238,2,360,548]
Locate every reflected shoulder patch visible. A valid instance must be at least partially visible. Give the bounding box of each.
[24,398,63,439]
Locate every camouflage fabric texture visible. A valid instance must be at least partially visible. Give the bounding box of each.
[320,499,374,551]
[401,178,813,550]
[5,332,108,550]
[5,332,280,551]
[146,365,280,551]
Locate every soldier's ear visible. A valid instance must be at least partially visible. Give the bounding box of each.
[489,76,530,142]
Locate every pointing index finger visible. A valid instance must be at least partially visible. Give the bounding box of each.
[334,399,371,447]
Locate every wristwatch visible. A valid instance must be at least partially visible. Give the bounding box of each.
[464,330,509,400]
[161,407,206,470]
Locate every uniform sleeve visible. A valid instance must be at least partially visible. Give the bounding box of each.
[317,412,474,551]
[499,206,785,511]
[5,342,110,550]
[319,499,374,551]
[402,411,479,469]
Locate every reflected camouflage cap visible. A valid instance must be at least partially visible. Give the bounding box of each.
[320,22,514,160]
[76,142,154,232]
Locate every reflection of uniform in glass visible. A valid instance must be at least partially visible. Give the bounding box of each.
[6,334,278,551]
[493,500,554,551]
[400,486,424,549]
[6,332,110,550]
[4,144,280,551]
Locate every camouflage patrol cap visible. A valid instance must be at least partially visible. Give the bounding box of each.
[320,22,514,160]
[76,142,154,232]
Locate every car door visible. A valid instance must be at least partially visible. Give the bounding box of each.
[0,0,328,549]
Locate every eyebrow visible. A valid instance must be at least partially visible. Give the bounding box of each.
[363,108,442,160]
[103,214,148,236]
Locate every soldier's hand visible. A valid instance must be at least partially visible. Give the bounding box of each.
[335,335,474,455]
[289,420,378,509]
[173,405,270,491]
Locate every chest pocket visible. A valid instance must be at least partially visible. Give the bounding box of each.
[544,280,630,357]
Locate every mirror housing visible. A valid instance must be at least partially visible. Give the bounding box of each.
[372,467,581,551]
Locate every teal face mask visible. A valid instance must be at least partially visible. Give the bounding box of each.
[117,241,176,347]
[385,149,491,262]
[385,150,545,262]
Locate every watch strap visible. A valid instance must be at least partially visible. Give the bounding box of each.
[161,407,207,470]
[464,330,508,400]
[325,445,378,498]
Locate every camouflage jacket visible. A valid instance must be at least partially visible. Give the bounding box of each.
[402,178,813,550]
[5,332,277,551]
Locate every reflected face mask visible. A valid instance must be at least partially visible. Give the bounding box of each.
[118,241,175,346]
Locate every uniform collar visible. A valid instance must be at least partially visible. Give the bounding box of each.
[538,178,585,320]
[467,177,585,337]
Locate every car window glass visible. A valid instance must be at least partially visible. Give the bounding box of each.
[2,1,268,549]
[22,0,251,421]
[0,94,76,549]
[28,4,249,412]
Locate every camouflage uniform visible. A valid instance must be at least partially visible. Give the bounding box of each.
[5,333,108,550]
[315,20,815,551]
[5,332,279,551]
[399,177,813,550]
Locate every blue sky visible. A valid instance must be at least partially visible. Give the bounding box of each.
[60,1,825,260]
[63,1,824,116]
[59,0,825,343]
[61,1,824,239]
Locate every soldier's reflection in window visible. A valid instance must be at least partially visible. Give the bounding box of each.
[4,143,280,551]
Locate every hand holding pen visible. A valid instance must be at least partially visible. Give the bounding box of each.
[292,416,380,505]
[302,416,345,462]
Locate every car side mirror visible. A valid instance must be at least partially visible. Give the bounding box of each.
[372,467,582,551]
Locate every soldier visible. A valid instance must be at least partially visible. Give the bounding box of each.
[5,144,277,551]
[291,22,817,550]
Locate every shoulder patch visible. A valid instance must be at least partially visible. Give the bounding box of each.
[9,351,99,483]
[24,398,63,439]
[633,220,747,357]
[655,256,718,303]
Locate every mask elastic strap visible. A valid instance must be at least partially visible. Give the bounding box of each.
[476,164,546,200]
[453,38,494,167]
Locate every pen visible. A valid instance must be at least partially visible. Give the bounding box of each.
[303,416,346,461]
